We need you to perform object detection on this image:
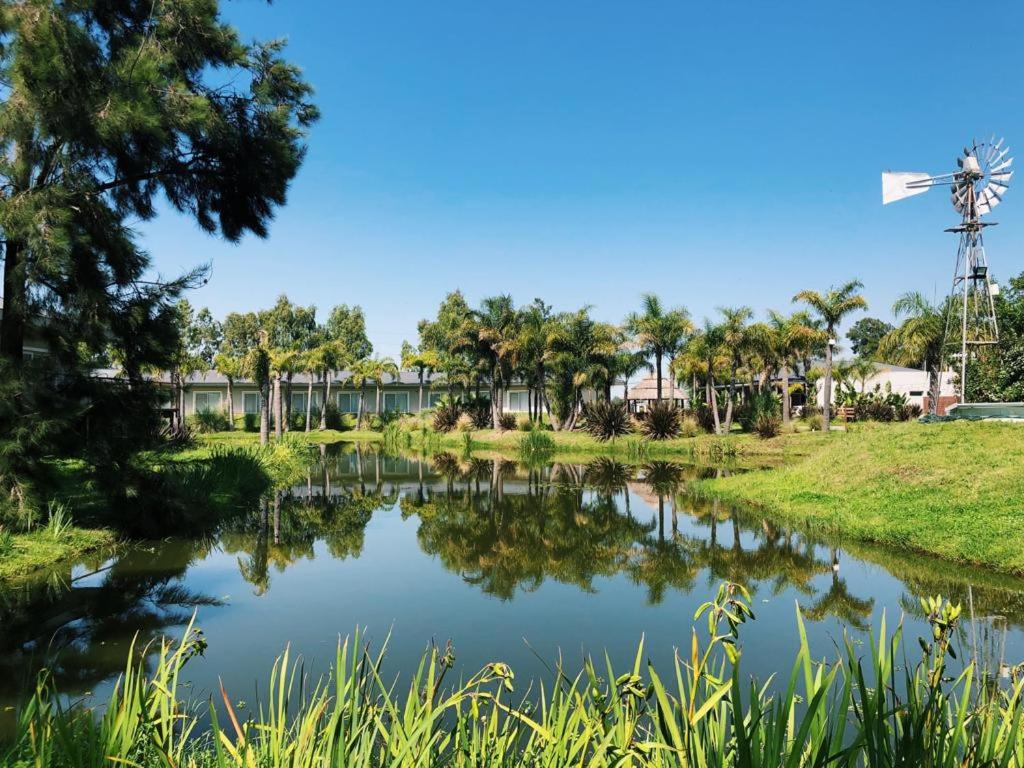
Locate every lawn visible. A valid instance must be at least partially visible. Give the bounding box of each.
[692,420,1024,573]
[0,527,116,583]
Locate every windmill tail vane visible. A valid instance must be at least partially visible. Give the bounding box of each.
[881,137,1012,404]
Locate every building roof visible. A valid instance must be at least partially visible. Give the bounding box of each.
[625,374,687,401]
[92,368,448,387]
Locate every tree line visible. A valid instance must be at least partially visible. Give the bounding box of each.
[179,273,1024,443]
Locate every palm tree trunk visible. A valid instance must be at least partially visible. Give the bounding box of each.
[273,373,283,439]
[928,366,941,416]
[226,377,235,431]
[655,351,663,402]
[781,368,791,427]
[375,382,382,415]
[823,337,833,432]
[284,373,293,432]
[357,389,365,426]
[259,378,270,446]
[305,376,313,432]
[710,378,722,434]
[319,370,329,430]
[724,364,737,432]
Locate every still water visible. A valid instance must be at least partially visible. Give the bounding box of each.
[3,444,1024,722]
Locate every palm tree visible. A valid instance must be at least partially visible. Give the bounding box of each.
[877,292,949,415]
[614,348,651,413]
[545,309,620,430]
[467,295,520,425]
[270,348,299,438]
[401,342,439,412]
[718,306,753,433]
[625,294,692,403]
[345,359,372,427]
[366,356,399,416]
[793,280,868,433]
[766,311,823,427]
[213,352,243,431]
[243,331,272,445]
[683,321,728,433]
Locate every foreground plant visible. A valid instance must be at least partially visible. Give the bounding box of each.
[6,586,1024,767]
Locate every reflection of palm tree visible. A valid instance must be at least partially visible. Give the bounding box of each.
[803,550,875,630]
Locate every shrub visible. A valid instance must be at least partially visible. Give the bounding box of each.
[807,413,824,431]
[679,416,701,438]
[516,415,533,431]
[738,391,780,433]
[581,400,632,441]
[432,399,462,433]
[243,412,259,432]
[639,401,682,440]
[519,430,555,462]
[325,402,348,430]
[753,412,782,439]
[187,410,230,434]
[901,403,924,421]
[497,412,517,431]
[688,404,718,433]
[0,526,12,556]
[465,397,492,429]
[455,413,475,433]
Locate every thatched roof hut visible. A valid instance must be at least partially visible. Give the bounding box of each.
[625,375,687,411]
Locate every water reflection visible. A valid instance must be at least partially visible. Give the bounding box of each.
[2,445,1023,715]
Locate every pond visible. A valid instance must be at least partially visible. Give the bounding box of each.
[3,444,1024,730]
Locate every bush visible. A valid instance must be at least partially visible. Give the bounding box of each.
[516,415,533,431]
[243,412,259,432]
[679,416,701,438]
[639,401,682,440]
[738,391,780,433]
[901,403,924,421]
[519,430,555,461]
[455,413,475,433]
[323,401,345,431]
[187,410,230,434]
[465,396,492,429]
[497,412,517,431]
[688,404,718,434]
[432,399,462,433]
[807,413,824,431]
[581,400,632,441]
[753,412,782,439]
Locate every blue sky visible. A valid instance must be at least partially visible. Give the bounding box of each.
[142,1,1024,359]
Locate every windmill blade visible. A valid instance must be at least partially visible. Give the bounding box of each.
[990,170,1013,185]
[991,156,1014,173]
[882,171,935,204]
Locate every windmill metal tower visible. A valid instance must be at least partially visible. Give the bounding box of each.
[882,138,1012,403]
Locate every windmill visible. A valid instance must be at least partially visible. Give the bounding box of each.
[882,138,1012,404]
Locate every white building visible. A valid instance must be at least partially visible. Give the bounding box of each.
[816,362,958,415]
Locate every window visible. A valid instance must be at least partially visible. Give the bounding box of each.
[382,391,409,413]
[337,392,359,413]
[428,392,444,408]
[909,391,924,397]
[243,392,260,414]
[290,391,307,415]
[508,391,528,412]
[194,391,223,413]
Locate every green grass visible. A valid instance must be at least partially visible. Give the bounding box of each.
[693,420,1024,573]
[0,527,115,584]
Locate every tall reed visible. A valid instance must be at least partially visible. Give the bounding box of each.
[6,585,1024,767]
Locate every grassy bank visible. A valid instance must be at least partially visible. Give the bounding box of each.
[694,420,1024,573]
[198,425,826,463]
[0,527,115,583]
